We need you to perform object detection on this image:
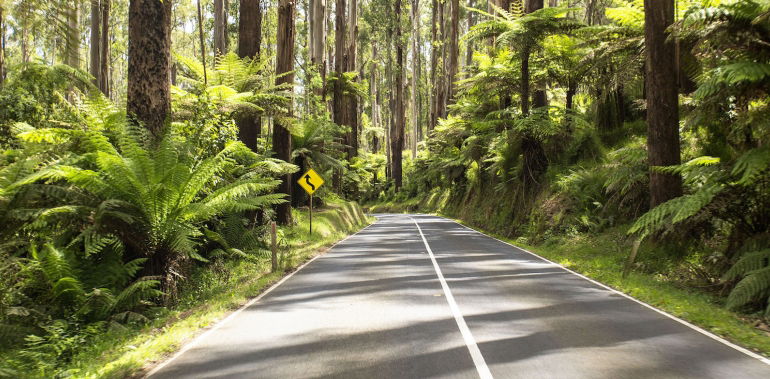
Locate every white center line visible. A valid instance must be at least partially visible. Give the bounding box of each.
[411,217,494,379]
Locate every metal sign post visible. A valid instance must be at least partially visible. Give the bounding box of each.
[297,168,324,236]
[309,194,313,235]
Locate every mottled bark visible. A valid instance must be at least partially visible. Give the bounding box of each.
[411,0,420,159]
[90,0,101,87]
[347,0,359,160]
[333,0,347,136]
[196,0,208,85]
[392,0,405,190]
[525,0,543,13]
[466,0,475,68]
[310,0,326,79]
[447,0,459,103]
[370,45,380,153]
[238,0,262,59]
[127,0,172,137]
[214,0,228,56]
[238,0,262,151]
[428,0,438,132]
[0,6,5,85]
[644,0,682,207]
[100,0,111,96]
[437,0,447,119]
[66,2,80,69]
[385,0,394,180]
[273,0,296,225]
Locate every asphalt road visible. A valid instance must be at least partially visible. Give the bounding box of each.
[148,214,770,379]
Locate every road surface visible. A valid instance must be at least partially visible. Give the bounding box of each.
[148,214,770,378]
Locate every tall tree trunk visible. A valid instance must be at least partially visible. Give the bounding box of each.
[128,0,172,137]
[392,0,405,190]
[525,0,543,13]
[90,0,101,88]
[428,0,438,132]
[21,3,30,64]
[310,0,326,85]
[385,1,394,180]
[127,0,173,297]
[644,0,682,207]
[100,0,111,96]
[485,0,494,48]
[447,0,459,103]
[238,0,262,59]
[370,46,379,153]
[238,0,262,151]
[346,0,359,160]
[430,0,446,126]
[66,2,80,69]
[291,155,308,207]
[519,0,540,110]
[273,0,296,225]
[214,0,228,56]
[466,0,475,68]
[332,0,347,136]
[197,0,208,84]
[325,5,334,103]
[520,46,530,115]
[411,0,420,159]
[0,5,5,86]
[519,0,548,189]
[437,0,447,120]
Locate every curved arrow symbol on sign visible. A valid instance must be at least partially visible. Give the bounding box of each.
[305,174,316,191]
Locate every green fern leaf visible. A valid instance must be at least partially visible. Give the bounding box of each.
[726,266,770,313]
[731,146,770,186]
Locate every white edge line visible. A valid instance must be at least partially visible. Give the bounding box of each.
[411,217,494,379]
[439,216,770,366]
[144,222,376,378]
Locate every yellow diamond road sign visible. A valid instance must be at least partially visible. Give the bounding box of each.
[298,168,324,195]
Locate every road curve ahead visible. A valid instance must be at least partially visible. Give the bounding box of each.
[148,214,770,379]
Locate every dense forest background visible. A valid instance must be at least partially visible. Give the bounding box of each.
[1,0,769,376]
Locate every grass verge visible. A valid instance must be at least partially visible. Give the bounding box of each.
[51,200,372,379]
[367,196,770,359]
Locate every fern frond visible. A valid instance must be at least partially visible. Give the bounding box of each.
[726,266,770,313]
[628,184,724,237]
[110,276,162,313]
[724,249,770,281]
[731,146,770,186]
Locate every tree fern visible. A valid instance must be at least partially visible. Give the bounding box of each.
[725,264,770,314]
[725,250,770,281]
[109,276,163,314]
[173,53,288,120]
[605,1,644,30]
[14,125,290,299]
[29,244,86,306]
[628,184,723,238]
[731,146,770,186]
